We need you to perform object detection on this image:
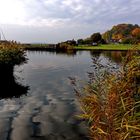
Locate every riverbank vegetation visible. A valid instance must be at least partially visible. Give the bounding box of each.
[58,24,140,50]
[0,41,28,98]
[0,41,26,65]
[24,24,140,51]
[72,49,140,140]
[77,24,140,45]
[25,43,140,51]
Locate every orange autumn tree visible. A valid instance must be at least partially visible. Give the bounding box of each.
[131,28,140,38]
[112,34,123,41]
[102,24,140,44]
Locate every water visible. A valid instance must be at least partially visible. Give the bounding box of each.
[0,50,123,140]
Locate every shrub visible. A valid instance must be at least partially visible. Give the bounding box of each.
[56,42,74,50]
[0,41,26,65]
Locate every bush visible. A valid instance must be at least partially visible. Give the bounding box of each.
[0,41,26,65]
[72,49,140,140]
[56,42,74,50]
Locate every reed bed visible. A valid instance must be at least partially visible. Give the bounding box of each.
[72,49,140,140]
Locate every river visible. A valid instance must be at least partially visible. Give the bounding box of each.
[0,50,123,140]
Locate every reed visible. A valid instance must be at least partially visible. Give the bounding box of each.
[72,49,140,140]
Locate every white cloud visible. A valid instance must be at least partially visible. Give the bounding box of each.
[1,0,140,26]
[0,0,140,42]
[0,0,26,24]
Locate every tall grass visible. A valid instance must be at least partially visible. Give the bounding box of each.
[72,49,140,140]
[0,41,26,65]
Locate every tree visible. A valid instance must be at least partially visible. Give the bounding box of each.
[99,38,107,44]
[83,38,92,44]
[121,37,133,44]
[77,39,84,45]
[102,24,140,44]
[131,28,140,39]
[90,32,102,43]
[112,33,123,41]
[102,31,112,43]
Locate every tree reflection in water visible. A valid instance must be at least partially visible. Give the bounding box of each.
[0,65,29,99]
[102,51,127,64]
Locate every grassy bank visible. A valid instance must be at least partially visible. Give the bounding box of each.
[74,44,140,50]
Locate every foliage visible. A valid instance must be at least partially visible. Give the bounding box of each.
[132,28,140,39]
[56,39,76,51]
[122,37,138,44]
[72,49,140,140]
[99,39,107,44]
[77,33,103,45]
[56,42,74,50]
[0,41,26,65]
[90,33,102,43]
[62,23,140,46]
[83,38,93,45]
[102,24,140,44]
[112,33,123,40]
[77,39,84,45]
[102,31,112,43]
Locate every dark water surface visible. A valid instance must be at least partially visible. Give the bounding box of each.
[0,50,123,140]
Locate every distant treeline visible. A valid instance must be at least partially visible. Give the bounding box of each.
[57,23,140,50]
[24,23,140,51]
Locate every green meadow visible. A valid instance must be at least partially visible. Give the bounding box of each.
[74,44,140,50]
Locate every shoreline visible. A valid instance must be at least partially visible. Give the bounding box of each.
[24,44,140,51]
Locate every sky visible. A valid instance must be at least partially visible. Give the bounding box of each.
[0,0,140,43]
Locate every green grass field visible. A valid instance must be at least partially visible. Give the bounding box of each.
[74,44,140,50]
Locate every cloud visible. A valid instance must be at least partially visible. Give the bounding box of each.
[0,0,140,42]
[1,0,140,26]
